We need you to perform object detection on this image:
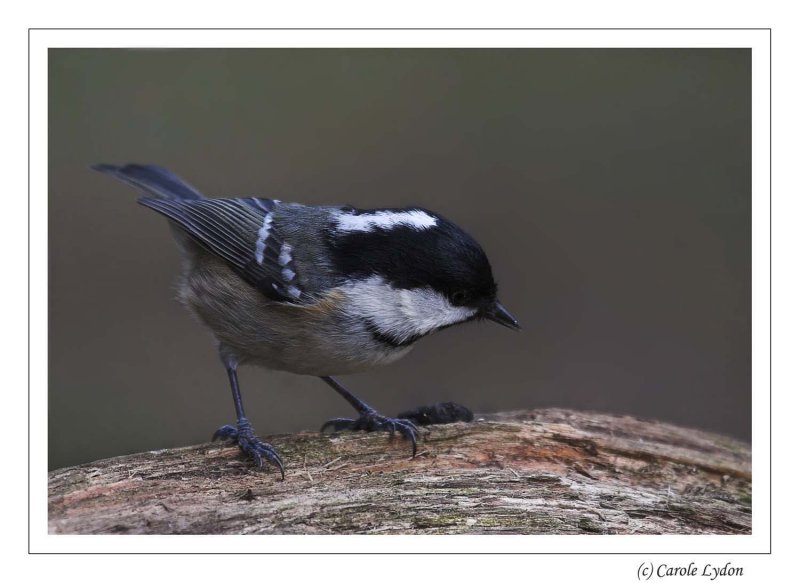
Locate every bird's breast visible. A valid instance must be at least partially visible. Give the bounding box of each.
[180,258,414,375]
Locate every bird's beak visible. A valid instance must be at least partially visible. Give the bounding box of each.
[485,301,521,331]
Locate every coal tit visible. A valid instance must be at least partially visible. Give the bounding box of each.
[93,164,520,478]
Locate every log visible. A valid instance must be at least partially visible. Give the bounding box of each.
[48,408,751,534]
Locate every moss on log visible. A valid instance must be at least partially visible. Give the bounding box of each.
[48,409,751,534]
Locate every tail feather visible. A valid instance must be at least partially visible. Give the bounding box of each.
[91,164,205,201]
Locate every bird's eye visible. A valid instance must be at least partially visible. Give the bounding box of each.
[450,290,469,306]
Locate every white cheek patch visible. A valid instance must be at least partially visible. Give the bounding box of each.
[342,276,477,343]
[334,209,438,233]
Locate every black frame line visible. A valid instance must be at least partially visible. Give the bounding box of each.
[29,27,771,555]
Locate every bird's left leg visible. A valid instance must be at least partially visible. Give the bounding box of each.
[319,376,418,456]
[212,355,284,478]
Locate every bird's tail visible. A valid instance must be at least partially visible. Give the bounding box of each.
[91,164,205,201]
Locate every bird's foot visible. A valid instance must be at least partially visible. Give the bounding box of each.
[320,410,418,456]
[213,417,285,478]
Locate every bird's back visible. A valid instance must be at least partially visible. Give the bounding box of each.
[92,164,414,374]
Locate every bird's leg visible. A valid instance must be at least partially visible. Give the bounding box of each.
[212,357,284,478]
[319,376,418,456]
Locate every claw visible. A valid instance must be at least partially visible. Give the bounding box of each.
[212,419,285,479]
[254,442,285,477]
[408,430,418,457]
[393,419,418,457]
[212,424,238,441]
[320,412,419,457]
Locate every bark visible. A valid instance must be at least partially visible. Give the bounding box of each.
[48,409,751,535]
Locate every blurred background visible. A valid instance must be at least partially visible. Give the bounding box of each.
[49,49,751,470]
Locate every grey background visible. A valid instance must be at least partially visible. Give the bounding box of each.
[49,49,751,470]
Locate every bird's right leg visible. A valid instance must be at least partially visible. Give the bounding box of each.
[319,376,418,456]
[212,354,284,478]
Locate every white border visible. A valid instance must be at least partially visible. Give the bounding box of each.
[30,29,770,554]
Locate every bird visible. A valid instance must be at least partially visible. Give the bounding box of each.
[92,164,520,478]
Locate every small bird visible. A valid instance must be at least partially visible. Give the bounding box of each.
[92,164,520,478]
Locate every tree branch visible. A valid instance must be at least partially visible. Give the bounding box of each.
[48,409,751,534]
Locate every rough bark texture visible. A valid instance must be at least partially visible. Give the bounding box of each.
[48,409,751,535]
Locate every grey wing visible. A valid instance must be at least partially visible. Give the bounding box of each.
[139,196,305,303]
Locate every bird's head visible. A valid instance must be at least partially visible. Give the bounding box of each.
[329,207,520,346]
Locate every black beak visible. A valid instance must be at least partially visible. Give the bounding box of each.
[485,301,521,331]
